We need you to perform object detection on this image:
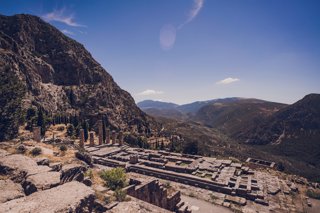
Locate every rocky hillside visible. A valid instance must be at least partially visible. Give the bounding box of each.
[236,94,320,180]
[241,94,320,145]
[194,99,287,137]
[0,14,155,140]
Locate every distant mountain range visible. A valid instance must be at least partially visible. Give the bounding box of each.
[137,97,243,119]
[138,94,320,180]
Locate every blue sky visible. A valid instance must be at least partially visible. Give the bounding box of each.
[1,0,320,104]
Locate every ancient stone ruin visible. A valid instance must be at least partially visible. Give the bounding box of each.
[33,127,41,143]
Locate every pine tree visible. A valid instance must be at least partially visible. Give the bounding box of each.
[67,124,75,136]
[37,108,46,136]
[102,118,107,142]
[160,141,165,150]
[72,114,79,128]
[81,120,89,141]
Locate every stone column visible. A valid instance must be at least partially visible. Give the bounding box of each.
[79,129,85,148]
[106,128,110,144]
[33,127,41,142]
[118,131,123,146]
[89,132,95,147]
[112,131,117,145]
[98,120,103,145]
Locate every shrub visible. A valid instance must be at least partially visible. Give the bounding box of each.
[59,145,68,152]
[30,147,42,156]
[209,193,219,202]
[16,144,26,154]
[114,189,126,201]
[57,126,65,131]
[100,168,127,190]
[188,192,196,198]
[66,124,74,136]
[75,151,92,165]
[164,181,171,188]
[85,169,94,179]
[277,162,285,171]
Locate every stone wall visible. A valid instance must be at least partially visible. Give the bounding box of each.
[126,178,190,213]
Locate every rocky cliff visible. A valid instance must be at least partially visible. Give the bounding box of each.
[0,14,155,139]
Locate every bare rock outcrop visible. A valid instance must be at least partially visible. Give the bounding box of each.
[49,162,62,171]
[0,149,9,157]
[0,181,95,213]
[0,179,24,203]
[0,154,51,182]
[60,163,87,183]
[22,171,61,195]
[0,14,157,142]
[35,157,50,166]
[75,151,93,166]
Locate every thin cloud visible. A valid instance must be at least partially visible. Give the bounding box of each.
[160,24,176,50]
[217,77,240,85]
[61,29,74,35]
[179,0,204,29]
[42,8,86,27]
[137,89,164,96]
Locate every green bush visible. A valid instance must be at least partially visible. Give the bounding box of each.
[30,147,42,156]
[66,124,75,136]
[57,126,65,131]
[114,189,127,201]
[164,181,171,188]
[59,145,68,152]
[85,169,93,179]
[100,168,127,190]
[16,144,26,154]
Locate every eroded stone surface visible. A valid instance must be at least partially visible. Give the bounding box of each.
[0,154,51,176]
[23,171,61,195]
[109,198,173,213]
[0,179,24,203]
[0,154,51,183]
[0,149,9,157]
[35,157,50,166]
[0,181,95,213]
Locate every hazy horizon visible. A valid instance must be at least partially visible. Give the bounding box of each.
[1,0,319,105]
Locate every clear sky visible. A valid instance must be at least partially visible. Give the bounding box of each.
[1,0,320,104]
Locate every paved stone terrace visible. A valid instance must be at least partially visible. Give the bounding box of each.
[85,143,306,212]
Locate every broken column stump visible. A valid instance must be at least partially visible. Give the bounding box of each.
[98,121,103,145]
[79,129,85,148]
[89,132,94,147]
[33,127,41,143]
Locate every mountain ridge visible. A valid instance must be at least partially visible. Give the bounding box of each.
[0,13,156,140]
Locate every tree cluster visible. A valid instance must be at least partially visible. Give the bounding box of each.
[0,66,26,141]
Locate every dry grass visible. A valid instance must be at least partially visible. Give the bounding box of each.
[92,169,105,186]
[45,124,68,139]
